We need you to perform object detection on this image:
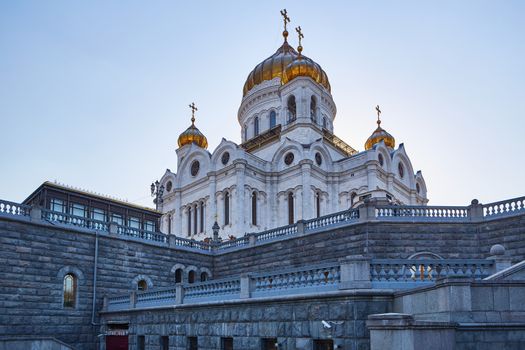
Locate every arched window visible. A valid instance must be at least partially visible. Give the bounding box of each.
[200,202,204,233]
[224,192,230,225]
[287,95,296,123]
[187,207,191,236]
[175,269,183,283]
[254,116,259,136]
[315,192,321,218]
[244,125,248,141]
[63,274,77,308]
[269,111,276,128]
[322,117,327,129]
[310,96,317,122]
[137,280,147,291]
[350,192,357,207]
[193,204,198,235]
[251,191,257,226]
[188,270,195,284]
[200,272,208,282]
[287,192,294,225]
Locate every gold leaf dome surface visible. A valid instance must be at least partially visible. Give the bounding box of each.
[365,121,395,150]
[177,124,208,149]
[281,54,331,91]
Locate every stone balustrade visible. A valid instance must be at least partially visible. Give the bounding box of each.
[1,195,524,253]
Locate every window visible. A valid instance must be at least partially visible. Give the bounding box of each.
[287,95,296,123]
[315,152,322,166]
[188,336,198,350]
[161,336,169,350]
[310,96,317,122]
[144,220,155,232]
[244,126,248,141]
[200,202,204,233]
[322,117,327,129]
[316,193,321,218]
[288,192,294,225]
[71,203,86,217]
[137,280,147,291]
[63,273,77,308]
[261,338,278,350]
[200,272,208,282]
[284,152,294,165]
[50,198,65,213]
[111,213,123,225]
[221,152,230,165]
[187,207,192,236]
[254,116,259,136]
[175,269,183,283]
[398,162,405,178]
[224,192,230,225]
[221,337,233,350]
[416,183,421,194]
[188,270,195,284]
[91,208,106,222]
[193,204,198,235]
[128,217,140,229]
[166,181,172,192]
[137,335,145,350]
[168,214,172,234]
[190,160,200,176]
[350,192,357,207]
[269,111,276,128]
[251,192,257,226]
[313,339,333,350]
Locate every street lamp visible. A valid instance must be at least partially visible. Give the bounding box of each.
[150,180,164,210]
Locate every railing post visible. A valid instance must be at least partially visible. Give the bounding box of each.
[130,291,137,309]
[168,235,177,248]
[240,273,253,299]
[486,244,512,274]
[358,199,377,223]
[247,233,257,247]
[175,283,184,305]
[109,222,118,235]
[469,199,484,222]
[30,206,41,221]
[296,220,305,235]
[338,255,372,289]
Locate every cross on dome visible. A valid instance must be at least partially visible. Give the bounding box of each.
[189,102,198,125]
[280,9,291,41]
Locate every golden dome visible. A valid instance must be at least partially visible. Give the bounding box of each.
[365,119,395,150]
[177,105,208,149]
[281,52,331,91]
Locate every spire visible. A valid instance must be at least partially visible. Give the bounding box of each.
[375,105,382,127]
[189,102,198,126]
[295,26,304,56]
[280,9,290,42]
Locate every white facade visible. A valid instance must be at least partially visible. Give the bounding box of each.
[157,46,428,240]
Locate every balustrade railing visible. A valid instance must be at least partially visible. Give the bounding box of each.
[483,196,525,218]
[0,200,31,217]
[106,295,130,312]
[252,263,340,297]
[42,209,110,231]
[184,277,241,301]
[370,259,493,285]
[215,236,249,250]
[174,236,212,251]
[256,224,297,242]
[305,209,359,231]
[116,224,167,243]
[376,206,469,221]
[135,286,177,308]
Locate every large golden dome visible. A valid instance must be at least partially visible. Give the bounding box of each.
[365,119,395,150]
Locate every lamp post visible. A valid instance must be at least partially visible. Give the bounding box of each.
[150,180,164,211]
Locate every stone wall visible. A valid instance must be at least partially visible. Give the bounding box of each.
[0,218,212,350]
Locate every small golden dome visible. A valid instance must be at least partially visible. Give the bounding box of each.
[365,120,395,150]
[177,104,208,149]
[281,54,331,91]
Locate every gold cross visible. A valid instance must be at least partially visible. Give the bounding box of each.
[375,105,382,125]
[280,9,290,31]
[189,102,198,124]
[296,26,304,46]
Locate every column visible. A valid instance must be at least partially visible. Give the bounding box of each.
[300,160,313,220]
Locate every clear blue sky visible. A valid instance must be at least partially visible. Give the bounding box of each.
[1,1,523,207]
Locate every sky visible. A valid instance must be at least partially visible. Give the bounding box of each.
[0,1,523,208]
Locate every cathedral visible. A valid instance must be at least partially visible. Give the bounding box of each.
[157,14,427,240]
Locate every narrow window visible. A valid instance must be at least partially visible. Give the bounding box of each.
[316,193,321,218]
[244,126,248,141]
[188,270,195,284]
[128,217,140,229]
[193,204,198,235]
[254,116,259,136]
[288,192,294,225]
[322,117,327,129]
[92,208,106,222]
[269,111,276,128]
[310,96,317,122]
[188,336,198,350]
[161,336,169,350]
[287,95,296,123]
[144,220,155,232]
[168,214,172,234]
[50,198,65,213]
[187,207,192,236]
[200,202,204,233]
[111,213,123,225]
[71,203,86,218]
[137,335,145,350]
[200,272,208,282]
[221,337,233,350]
[175,269,182,283]
[137,280,147,291]
[63,273,77,308]
[251,191,257,226]
[261,338,278,350]
[350,192,357,207]
[224,192,230,225]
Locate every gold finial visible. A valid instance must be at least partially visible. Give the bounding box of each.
[280,9,290,42]
[189,102,198,125]
[375,105,382,126]
[295,26,304,55]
